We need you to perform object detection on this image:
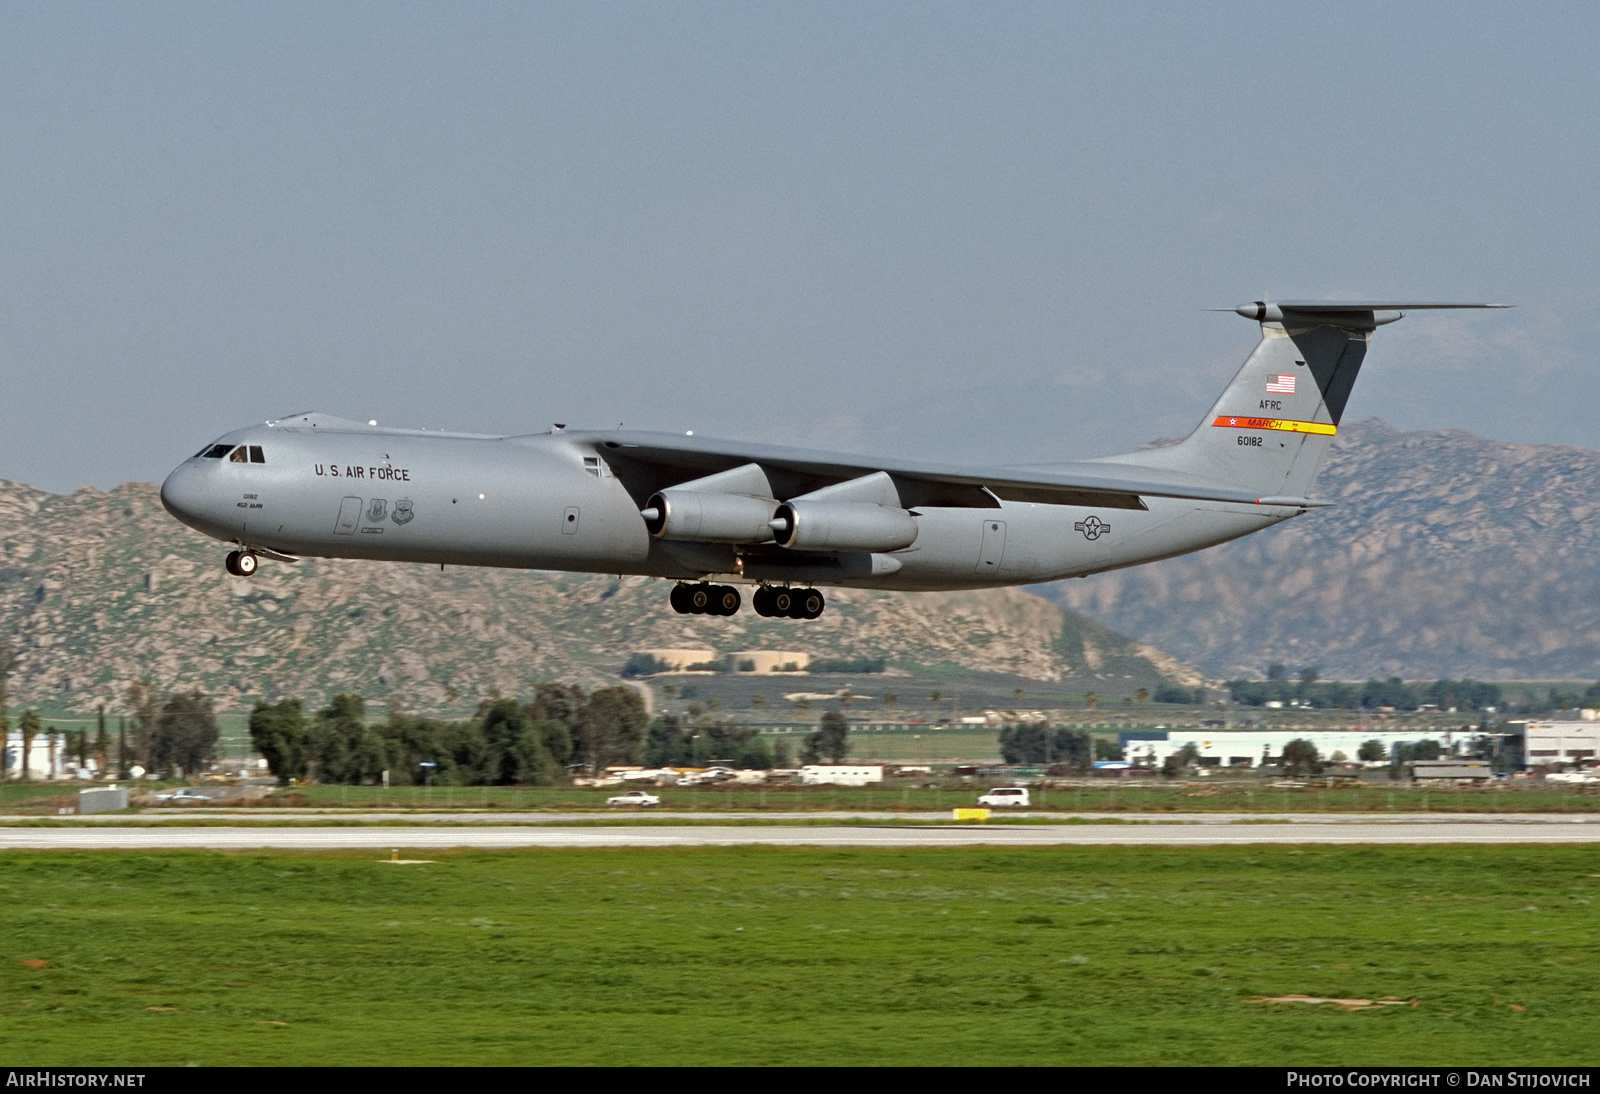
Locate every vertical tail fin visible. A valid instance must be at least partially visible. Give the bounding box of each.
[1108,302,1505,498]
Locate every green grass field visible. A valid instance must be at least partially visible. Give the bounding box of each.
[3,845,1596,1065]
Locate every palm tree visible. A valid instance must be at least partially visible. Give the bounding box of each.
[1136,687,1149,704]
[18,710,40,781]
[94,703,109,774]
[0,639,13,772]
[1084,691,1099,711]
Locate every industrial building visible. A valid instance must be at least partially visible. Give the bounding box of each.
[1521,721,1600,766]
[726,650,812,673]
[1118,728,1492,769]
[3,730,77,779]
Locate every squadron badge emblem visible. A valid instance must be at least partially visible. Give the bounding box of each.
[367,498,387,523]
[392,499,414,525]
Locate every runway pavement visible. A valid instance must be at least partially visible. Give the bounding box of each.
[8,809,1600,825]
[5,820,1600,849]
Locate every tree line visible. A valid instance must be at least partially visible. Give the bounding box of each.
[2,675,220,781]
[250,687,858,786]
[996,724,1122,770]
[249,684,653,786]
[1225,667,1600,715]
[622,654,886,678]
[1226,670,1507,712]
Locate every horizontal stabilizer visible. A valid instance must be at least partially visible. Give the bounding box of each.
[1232,301,1510,330]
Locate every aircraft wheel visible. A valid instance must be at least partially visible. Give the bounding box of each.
[714,585,741,616]
[689,584,712,614]
[799,588,824,619]
[752,586,775,617]
[669,583,693,614]
[224,550,241,576]
[771,588,797,618]
[231,550,258,578]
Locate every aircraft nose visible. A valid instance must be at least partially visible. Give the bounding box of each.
[160,462,210,528]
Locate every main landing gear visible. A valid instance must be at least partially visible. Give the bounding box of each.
[224,550,258,577]
[752,585,825,619]
[668,583,825,618]
[670,582,741,616]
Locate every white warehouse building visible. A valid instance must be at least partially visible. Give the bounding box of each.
[1120,728,1484,769]
[1522,722,1600,765]
[4,730,78,780]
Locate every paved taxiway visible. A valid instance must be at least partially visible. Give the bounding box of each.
[5,820,1600,850]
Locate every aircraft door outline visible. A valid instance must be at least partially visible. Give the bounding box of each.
[977,519,1007,575]
[334,497,362,535]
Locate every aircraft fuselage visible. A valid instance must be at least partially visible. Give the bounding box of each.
[160,419,1288,593]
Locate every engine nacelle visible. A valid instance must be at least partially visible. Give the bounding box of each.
[643,490,777,543]
[771,500,918,553]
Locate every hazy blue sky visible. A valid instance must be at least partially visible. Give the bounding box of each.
[3,3,1596,494]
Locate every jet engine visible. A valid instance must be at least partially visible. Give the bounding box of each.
[642,489,778,543]
[769,500,918,553]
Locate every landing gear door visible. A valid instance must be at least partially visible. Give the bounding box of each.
[335,496,363,535]
[977,519,1007,575]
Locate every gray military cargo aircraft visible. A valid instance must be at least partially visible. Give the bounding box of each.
[161,301,1502,619]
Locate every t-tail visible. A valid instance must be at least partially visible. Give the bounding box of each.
[1108,301,1507,501]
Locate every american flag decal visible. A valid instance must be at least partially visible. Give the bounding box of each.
[1265,374,1296,394]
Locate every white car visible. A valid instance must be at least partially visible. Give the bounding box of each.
[977,787,1030,807]
[154,787,213,802]
[606,790,661,806]
[676,772,727,786]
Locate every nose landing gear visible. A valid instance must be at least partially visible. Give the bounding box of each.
[224,550,258,577]
[752,585,825,619]
[669,582,741,616]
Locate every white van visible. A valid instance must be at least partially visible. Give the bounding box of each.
[977,787,1030,807]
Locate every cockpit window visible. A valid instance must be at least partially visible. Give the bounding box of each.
[249,445,265,464]
[229,445,249,463]
[199,444,232,459]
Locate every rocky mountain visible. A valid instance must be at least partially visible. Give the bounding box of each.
[1043,419,1600,681]
[0,480,1187,713]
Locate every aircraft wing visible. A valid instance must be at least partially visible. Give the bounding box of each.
[558,429,1316,511]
